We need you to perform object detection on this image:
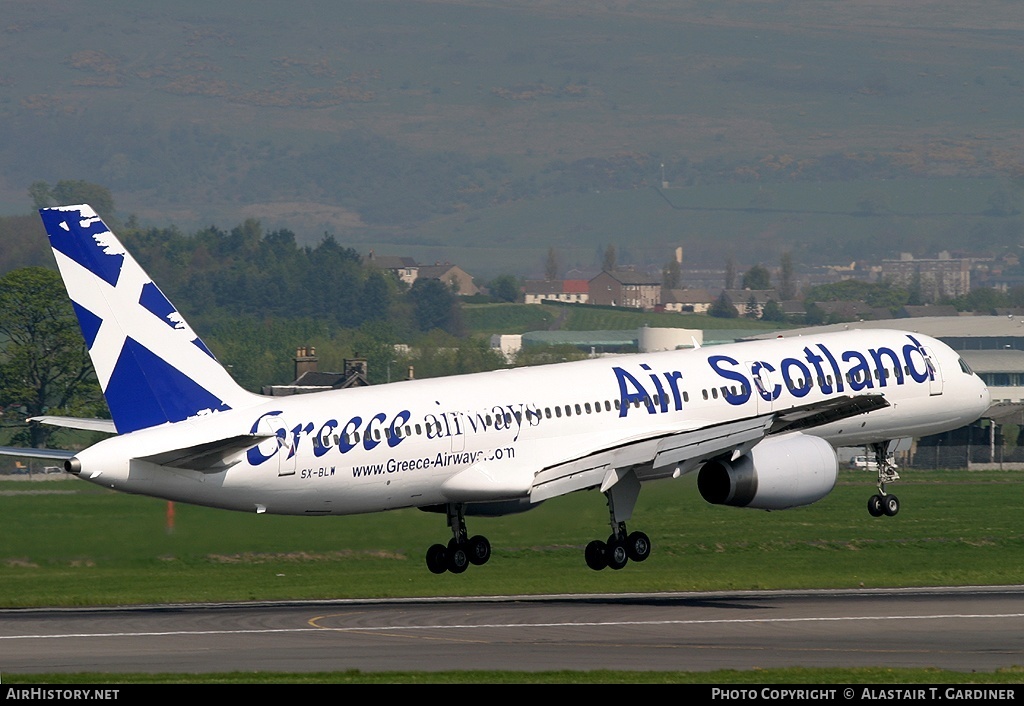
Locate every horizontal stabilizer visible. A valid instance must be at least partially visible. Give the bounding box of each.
[0,446,77,461]
[29,416,117,434]
[138,433,273,471]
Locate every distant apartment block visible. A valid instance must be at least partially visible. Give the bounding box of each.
[881,253,971,303]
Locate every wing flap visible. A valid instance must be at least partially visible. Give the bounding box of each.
[653,416,773,473]
[768,394,888,435]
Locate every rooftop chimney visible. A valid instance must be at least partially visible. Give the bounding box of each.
[294,346,318,381]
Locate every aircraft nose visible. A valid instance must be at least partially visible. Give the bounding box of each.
[967,370,991,421]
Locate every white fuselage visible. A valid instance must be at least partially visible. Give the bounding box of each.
[73,329,990,516]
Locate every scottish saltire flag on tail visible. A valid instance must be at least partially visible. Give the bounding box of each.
[39,205,261,434]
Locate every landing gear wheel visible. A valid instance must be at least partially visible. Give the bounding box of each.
[467,535,491,566]
[446,539,469,574]
[883,494,900,517]
[868,494,884,517]
[626,531,651,562]
[585,540,608,571]
[606,535,629,570]
[426,543,448,574]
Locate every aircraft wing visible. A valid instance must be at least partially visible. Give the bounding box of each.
[530,415,772,503]
[529,393,888,504]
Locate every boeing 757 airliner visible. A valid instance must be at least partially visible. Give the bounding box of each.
[0,205,991,573]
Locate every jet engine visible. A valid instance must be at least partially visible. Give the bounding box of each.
[697,433,838,510]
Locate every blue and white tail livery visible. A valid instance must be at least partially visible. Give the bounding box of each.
[39,205,260,434]
[0,203,991,574]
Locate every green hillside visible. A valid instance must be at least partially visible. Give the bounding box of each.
[1,1,1021,276]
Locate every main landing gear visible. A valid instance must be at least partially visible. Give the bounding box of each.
[425,503,491,574]
[584,468,652,571]
[585,525,651,571]
[866,441,901,518]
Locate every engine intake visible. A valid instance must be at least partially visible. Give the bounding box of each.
[697,433,838,510]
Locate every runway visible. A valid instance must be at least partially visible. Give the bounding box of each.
[1,586,1022,674]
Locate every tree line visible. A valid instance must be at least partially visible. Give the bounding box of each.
[0,212,488,449]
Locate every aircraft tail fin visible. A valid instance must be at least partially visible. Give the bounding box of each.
[39,204,262,435]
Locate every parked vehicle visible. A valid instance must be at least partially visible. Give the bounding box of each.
[850,454,897,470]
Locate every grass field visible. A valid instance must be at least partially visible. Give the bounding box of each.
[3,470,1022,683]
[2,469,1023,607]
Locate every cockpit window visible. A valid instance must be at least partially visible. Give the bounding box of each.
[958,357,973,375]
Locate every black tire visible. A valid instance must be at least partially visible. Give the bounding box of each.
[867,494,884,517]
[585,540,607,571]
[626,531,651,562]
[606,537,629,570]
[426,543,448,574]
[446,539,469,574]
[468,535,491,566]
[883,494,900,517]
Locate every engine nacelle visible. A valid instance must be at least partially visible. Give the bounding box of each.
[697,433,838,510]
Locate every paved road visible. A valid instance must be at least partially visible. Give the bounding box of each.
[1,586,1022,674]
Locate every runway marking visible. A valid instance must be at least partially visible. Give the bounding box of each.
[1,612,1023,641]
[305,612,486,643]
[307,612,365,628]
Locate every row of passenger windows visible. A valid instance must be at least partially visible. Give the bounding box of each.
[703,364,911,401]
[324,363,919,446]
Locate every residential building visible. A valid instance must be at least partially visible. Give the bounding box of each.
[723,289,779,318]
[417,263,480,296]
[363,253,480,295]
[364,252,418,285]
[523,279,589,305]
[881,253,972,303]
[588,270,662,309]
[262,348,369,395]
[662,288,716,314]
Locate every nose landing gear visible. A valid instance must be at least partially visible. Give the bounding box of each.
[865,441,901,518]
